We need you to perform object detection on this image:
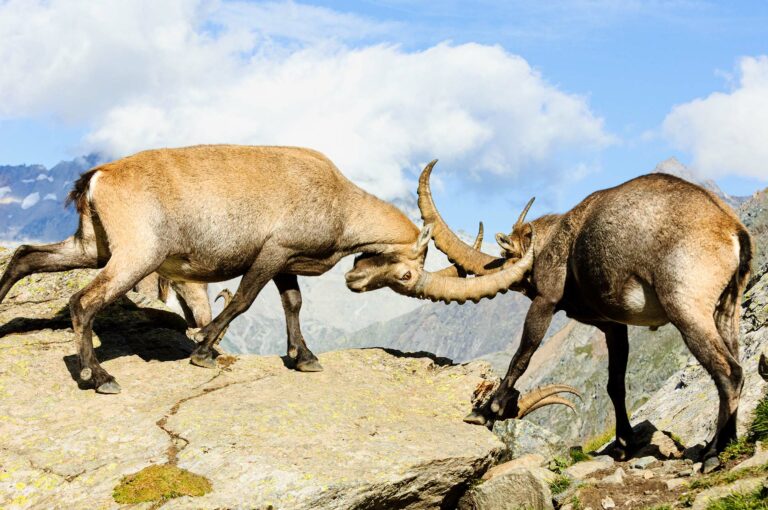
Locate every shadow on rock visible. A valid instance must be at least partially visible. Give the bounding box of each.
[1,295,196,386]
[600,420,686,461]
[372,347,455,367]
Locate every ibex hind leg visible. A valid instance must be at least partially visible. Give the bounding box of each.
[600,323,635,460]
[665,302,742,471]
[171,281,212,328]
[70,251,165,394]
[0,236,99,303]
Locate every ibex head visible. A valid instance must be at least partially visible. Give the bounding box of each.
[345,220,535,304]
[496,196,535,260]
[345,224,434,294]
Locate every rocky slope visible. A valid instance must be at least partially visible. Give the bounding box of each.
[741,187,768,277]
[0,250,504,509]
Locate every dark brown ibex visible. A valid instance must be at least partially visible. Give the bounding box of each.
[418,161,752,468]
[0,145,540,397]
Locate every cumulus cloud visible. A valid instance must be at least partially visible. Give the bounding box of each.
[663,56,768,181]
[0,0,612,199]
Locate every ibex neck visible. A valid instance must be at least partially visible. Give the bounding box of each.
[341,189,420,254]
[529,214,564,249]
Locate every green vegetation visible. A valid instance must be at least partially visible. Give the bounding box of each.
[584,427,615,453]
[113,464,212,504]
[689,463,768,491]
[720,437,757,464]
[549,456,570,474]
[749,392,768,443]
[570,495,583,510]
[549,474,571,495]
[706,485,768,510]
[569,446,591,464]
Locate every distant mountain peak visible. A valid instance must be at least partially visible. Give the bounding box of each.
[652,157,743,209]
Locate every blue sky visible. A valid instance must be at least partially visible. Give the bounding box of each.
[1,0,766,237]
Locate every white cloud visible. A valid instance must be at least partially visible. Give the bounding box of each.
[0,0,612,199]
[663,56,768,181]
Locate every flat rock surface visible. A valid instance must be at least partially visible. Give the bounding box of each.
[0,256,503,509]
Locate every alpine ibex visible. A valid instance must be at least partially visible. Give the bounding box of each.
[418,161,752,468]
[0,145,540,397]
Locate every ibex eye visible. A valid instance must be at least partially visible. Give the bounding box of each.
[401,271,412,281]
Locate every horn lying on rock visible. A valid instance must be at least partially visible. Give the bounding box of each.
[514,384,582,418]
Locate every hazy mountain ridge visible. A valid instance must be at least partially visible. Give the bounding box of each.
[0,155,100,242]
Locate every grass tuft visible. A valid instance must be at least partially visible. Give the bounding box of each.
[549,474,571,495]
[750,393,768,443]
[569,446,591,464]
[720,437,757,464]
[584,427,615,454]
[706,485,768,510]
[689,463,768,491]
[113,464,212,504]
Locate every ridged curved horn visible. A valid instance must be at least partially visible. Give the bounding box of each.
[434,222,484,277]
[411,230,535,304]
[518,396,577,418]
[514,197,536,230]
[515,384,582,417]
[418,161,505,275]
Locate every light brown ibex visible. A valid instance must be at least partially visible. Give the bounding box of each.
[0,146,546,400]
[418,161,752,469]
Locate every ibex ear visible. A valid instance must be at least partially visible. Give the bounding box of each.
[496,232,514,252]
[413,224,434,254]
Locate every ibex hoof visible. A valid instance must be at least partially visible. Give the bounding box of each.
[296,358,323,372]
[190,350,217,369]
[80,368,92,381]
[96,380,121,394]
[186,327,205,343]
[463,411,488,426]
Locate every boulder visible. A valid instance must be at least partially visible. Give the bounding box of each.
[600,467,625,485]
[492,418,568,462]
[564,456,614,480]
[458,468,554,510]
[0,264,504,509]
[482,453,547,480]
[631,456,658,469]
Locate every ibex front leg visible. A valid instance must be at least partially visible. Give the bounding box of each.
[274,273,322,372]
[189,256,281,369]
[465,295,557,425]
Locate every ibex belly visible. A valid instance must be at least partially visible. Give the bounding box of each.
[158,254,254,283]
[617,278,669,327]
